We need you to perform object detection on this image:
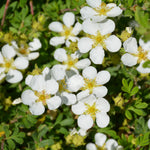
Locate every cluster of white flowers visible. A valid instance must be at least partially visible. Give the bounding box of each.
[0,38,41,83]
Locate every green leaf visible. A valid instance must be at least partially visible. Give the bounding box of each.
[135,102,148,109]
[60,118,74,126]
[143,60,150,68]
[130,87,139,96]
[12,137,23,144]
[128,0,134,6]
[7,139,15,150]
[125,110,132,120]
[39,139,54,147]
[129,107,146,116]
[58,127,68,135]
[55,114,63,125]
[136,132,150,146]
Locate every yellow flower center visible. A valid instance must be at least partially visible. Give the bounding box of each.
[19,47,30,55]
[85,102,99,119]
[68,41,78,54]
[88,31,110,49]
[63,55,78,70]
[34,90,50,105]
[94,2,112,16]
[60,26,74,39]
[97,143,107,150]
[58,79,69,93]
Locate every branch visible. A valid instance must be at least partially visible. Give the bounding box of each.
[29,0,34,15]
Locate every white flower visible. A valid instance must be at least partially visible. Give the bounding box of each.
[148,119,150,129]
[49,12,82,46]
[86,133,123,150]
[0,45,29,83]
[71,95,110,130]
[11,38,41,60]
[67,66,110,99]
[121,37,150,73]
[78,19,121,64]
[21,75,61,115]
[80,0,122,22]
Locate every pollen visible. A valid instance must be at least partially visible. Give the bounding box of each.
[61,26,74,39]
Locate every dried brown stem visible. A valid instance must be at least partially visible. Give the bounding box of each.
[60,8,77,13]
[29,0,34,15]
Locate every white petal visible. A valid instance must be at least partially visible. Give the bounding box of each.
[75,58,91,69]
[61,92,77,105]
[78,37,94,53]
[29,102,45,115]
[93,86,108,98]
[148,119,150,129]
[25,75,33,86]
[77,90,90,101]
[105,35,121,52]
[78,115,94,130]
[14,57,29,70]
[86,0,101,8]
[121,53,138,67]
[98,19,115,35]
[106,139,118,150]
[92,15,107,22]
[139,38,150,51]
[107,4,122,17]
[123,37,138,53]
[0,67,5,73]
[21,89,37,105]
[96,112,110,128]
[147,52,150,60]
[0,72,6,81]
[96,70,111,85]
[137,61,150,74]
[0,52,4,63]
[71,102,86,115]
[29,38,42,51]
[95,133,107,147]
[50,37,65,46]
[72,22,82,35]
[82,66,97,79]
[82,19,99,35]
[51,64,66,81]
[2,44,16,59]
[117,146,124,150]
[78,128,87,137]
[48,21,63,32]
[63,12,75,27]
[28,52,39,60]
[67,75,84,92]
[45,79,58,94]
[90,46,105,64]
[80,6,97,19]
[29,75,45,92]
[42,67,51,80]
[46,96,61,110]
[54,48,67,62]
[96,98,110,112]
[12,98,22,105]
[6,70,23,83]
[86,143,97,150]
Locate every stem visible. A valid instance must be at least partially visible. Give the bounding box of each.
[29,0,34,15]
[0,0,10,31]
[60,8,77,13]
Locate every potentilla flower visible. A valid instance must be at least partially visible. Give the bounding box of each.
[21,75,61,115]
[72,95,110,130]
[80,0,122,22]
[10,38,41,60]
[121,37,150,73]
[78,19,121,64]
[67,66,110,100]
[53,48,91,74]
[86,132,123,150]
[49,12,82,46]
[0,44,29,83]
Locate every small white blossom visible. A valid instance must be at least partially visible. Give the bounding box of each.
[49,12,82,46]
[80,0,122,22]
[121,37,150,73]
[71,95,110,130]
[78,19,121,64]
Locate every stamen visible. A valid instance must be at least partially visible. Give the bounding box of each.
[60,25,74,39]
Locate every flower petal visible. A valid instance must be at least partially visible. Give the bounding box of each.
[2,44,16,59]
[95,133,107,147]
[71,102,86,115]
[96,112,110,128]
[14,57,29,70]
[29,38,42,51]
[77,90,90,101]
[139,38,150,51]
[63,12,75,27]
[82,66,97,79]
[6,70,23,83]
[21,89,37,105]
[123,37,138,53]
[137,61,150,74]
[106,139,118,150]
[25,75,33,86]
[96,98,110,112]
[46,96,61,110]
[78,37,94,53]
[92,15,107,22]
[78,115,94,130]
[93,86,108,98]
[72,22,82,35]
[96,70,111,85]
[50,36,65,46]
[121,53,138,67]
[28,52,39,60]
[86,143,97,150]
[105,35,121,52]
[107,4,122,17]
[148,119,150,129]
[54,48,67,62]
[75,58,91,69]
[48,21,63,32]
[90,46,105,64]
[29,102,45,115]
[0,52,4,63]
[86,0,101,8]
